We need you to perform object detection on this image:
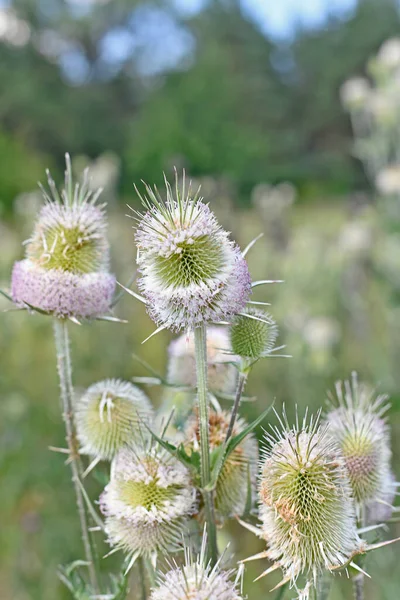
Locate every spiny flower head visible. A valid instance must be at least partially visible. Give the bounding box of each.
[100,443,197,557]
[133,174,251,331]
[230,308,278,360]
[167,326,238,392]
[258,411,362,586]
[184,408,258,520]
[325,373,393,517]
[11,154,116,318]
[150,533,243,600]
[75,379,154,461]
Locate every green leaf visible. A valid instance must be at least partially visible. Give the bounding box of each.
[226,403,274,458]
[144,423,200,475]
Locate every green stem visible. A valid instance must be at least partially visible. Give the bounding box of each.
[53,319,100,594]
[352,575,364,600]
[144,558,156,588]
[138,558,147,600]
[194,324,218,565]
[225,372,247,443]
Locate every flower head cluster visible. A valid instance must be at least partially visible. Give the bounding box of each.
[75,379,154,461]
[184,408,258,520]
[230,308,278,360]
[134,175,251,331]
[150,533,243,600]
[11,155,115,318]
[100,443,197,557]
[258,412,362,588]
[325,373,394,519]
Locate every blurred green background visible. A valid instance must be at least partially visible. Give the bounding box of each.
[2,0,400,598]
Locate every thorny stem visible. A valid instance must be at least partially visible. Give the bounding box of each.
[225,371,247,443]
[352,575,364,600]
[194,324,219,566]
[53,319,100,594]
[138,558,147,600]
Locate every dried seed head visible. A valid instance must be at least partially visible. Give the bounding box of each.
[11,155,116,318]
[100,444,197,556]
[230,308,278,359]
[184,408,258,520]
[150,533,243,600]
[259,412,361,586]
[325,373,393,518]
[75,379,154,461]
[134,174,251,331]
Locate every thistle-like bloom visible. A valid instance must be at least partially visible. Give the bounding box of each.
[150,533,243,600]
[184,408,258,520]
[325,373,394,519]
[75,379,154,461]
[134,175,251,331]
[258,412,362,589]
[230,308,278,360]
[100,443,197,558]
[11,155,116,318]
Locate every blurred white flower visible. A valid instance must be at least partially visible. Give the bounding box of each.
[338,221,372,255]
[302,317,340,350]
[376,164,400,195]
[340,77,370,109]
[377,38,400,71]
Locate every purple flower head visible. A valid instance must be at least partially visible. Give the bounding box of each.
[11,154,116,318]
[134,173,251,331]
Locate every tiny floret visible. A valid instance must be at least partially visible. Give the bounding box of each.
[11,155,116,318]
[100,443,197,557]
[134,174,251,331]
[230,308,278,360]
[325,372,393,519]
[75,379,154,461]
[258,412,361,589]
[184,408,258,521]
[150,533,243,600]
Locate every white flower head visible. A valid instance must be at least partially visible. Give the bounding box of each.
[325,372,394,519]
[11,154,115,318]
[258,411,362,589]
[75,379,154,461]
[377,37,400,70]
[376,163,400,195]
[100,443,197,557]
[133,173,251,331]
[184,408,258,520]
[150,532,243,600]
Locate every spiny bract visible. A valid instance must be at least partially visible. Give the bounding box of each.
[150,533,243,600]
[184,408,258,521]
[258,412,362,588]
[75,379,154,461]
[133,174,251,331]
[325,372,394,519]
[11,155,115,318]
[100,443,197,557]
[230,308,278,359]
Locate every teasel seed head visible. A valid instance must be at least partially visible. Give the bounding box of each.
[11,154,116,318]
[100,443,197,557]
[184,408,258,521]
[75,379,154,461]
[230,308,278,361]
[325,372,393,520]
[258,411,362,587]
[133,173,251,332]
[149,531,243,600]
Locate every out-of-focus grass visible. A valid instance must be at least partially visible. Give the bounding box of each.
[1,196,400,599]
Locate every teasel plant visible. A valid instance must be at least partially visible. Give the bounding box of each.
[119,170,284,570]
[0,156,134,597]
[325,373,400,600]
[238,408,400,600]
